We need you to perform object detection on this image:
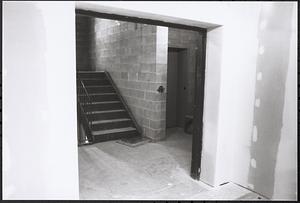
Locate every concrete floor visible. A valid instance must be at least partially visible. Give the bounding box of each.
[78,128,265,200]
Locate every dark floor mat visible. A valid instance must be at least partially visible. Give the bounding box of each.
[116,136,151,147]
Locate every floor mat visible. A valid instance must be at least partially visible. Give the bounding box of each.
[116,136,151,147]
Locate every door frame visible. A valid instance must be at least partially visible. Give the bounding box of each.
[75,8,207,180]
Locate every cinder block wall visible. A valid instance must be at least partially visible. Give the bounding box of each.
[76,15,94,71]
[93,19,167,140]
[168,28,200,116]
[77,17,200,140]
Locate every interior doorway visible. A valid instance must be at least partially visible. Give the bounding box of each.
[76,9,207,181]
[166,47,188,129]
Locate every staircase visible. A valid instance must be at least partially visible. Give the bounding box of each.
[77,71,141,145]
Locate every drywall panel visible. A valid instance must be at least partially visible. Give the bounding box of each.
[215,3,261,187]
[272,5,297,199]
[247,3,296,199]
[200,27,223,186]
[3,2,79,199]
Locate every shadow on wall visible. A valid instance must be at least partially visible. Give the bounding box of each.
[76,14,95,71]
[248,3,294,199]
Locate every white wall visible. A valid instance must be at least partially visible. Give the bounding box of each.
[76,1,297,200]
[3,1,296,200]
[214,3,260,186]
[270,4,297,200]
[3,2,79,199]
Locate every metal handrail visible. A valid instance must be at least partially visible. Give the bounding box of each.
[80,79,92,106]
[77,78,93,144]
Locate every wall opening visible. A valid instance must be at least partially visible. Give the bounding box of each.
[75,8,207,183]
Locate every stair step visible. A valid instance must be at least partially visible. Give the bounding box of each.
[79,93,118,102]
[91,118,133,131]
[79,79,110,86]
[81,100,121,105]
[77,78,105,81]
[80,86,115,94]
[78,93,116,96]
[89,109,125,114]
[87,109,129,121]
[77,71,106,79]
[83,101,124,112]
[92,127,139,143]
[80,85,111,87]
[92,118,131,124]
[92,127,136,136]
[87,101,121,104]
[77,71,105,73]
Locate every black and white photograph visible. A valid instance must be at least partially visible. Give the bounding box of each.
[2,1,298,201]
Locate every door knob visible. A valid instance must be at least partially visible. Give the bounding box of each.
[157,85,165,93]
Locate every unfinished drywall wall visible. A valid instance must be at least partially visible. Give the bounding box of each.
[247,3,296,199]
[214,3,261,188]
[92,19,167,140]
[273,4,297,199]
[3,2,79,199]
[213,3,297,200]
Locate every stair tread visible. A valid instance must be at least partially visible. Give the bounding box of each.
[83,101,121,105]
[79,85,112,88]
[77,78,107,81]
[78,71,105,73]
[89,109,125,114]
[92,118,131,124]
[92,127,136,136]
[79,93,116,96]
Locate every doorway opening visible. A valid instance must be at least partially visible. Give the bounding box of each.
[76,9,207,189]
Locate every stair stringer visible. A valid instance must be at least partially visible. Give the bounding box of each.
[104,71,143,137]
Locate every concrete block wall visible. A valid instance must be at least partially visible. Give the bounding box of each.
[168,28,200,116]
[77,17,200,140]
[93,19,167,140]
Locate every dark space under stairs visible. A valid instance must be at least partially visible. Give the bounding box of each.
[77,71,141,144]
